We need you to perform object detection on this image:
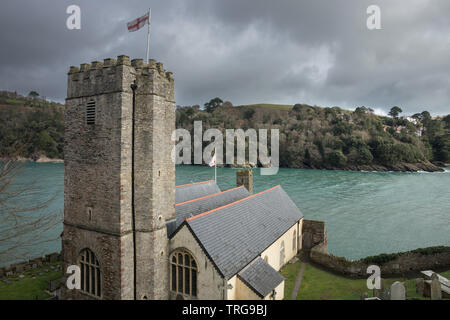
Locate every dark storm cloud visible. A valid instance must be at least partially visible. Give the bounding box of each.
[0,0,449,115]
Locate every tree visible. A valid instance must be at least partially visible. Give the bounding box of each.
[27,91,39,99]
[443,115,450,129]
[355,106,368,115]
[0,158,61,264]
[204,97,223,113]
[421,111,431,121]
[388,106,403,118]
[243,108,255,120]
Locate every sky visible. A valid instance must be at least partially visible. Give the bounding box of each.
[0,0,449,116]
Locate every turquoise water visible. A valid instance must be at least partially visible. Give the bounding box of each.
[1,163,449,267]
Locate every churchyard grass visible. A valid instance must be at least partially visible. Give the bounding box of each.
[0,261,62,300]
[280,260,304,299]
[283,261,450,300]
[1,261,448,300]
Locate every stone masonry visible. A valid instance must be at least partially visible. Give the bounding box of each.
[236,169,253,193]
[302,219,328,252]
[62,55,175,300]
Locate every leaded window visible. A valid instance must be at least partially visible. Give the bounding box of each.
[79,248,101,297]
[170,250,197,297]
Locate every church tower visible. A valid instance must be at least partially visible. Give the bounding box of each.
[61,55,175,300]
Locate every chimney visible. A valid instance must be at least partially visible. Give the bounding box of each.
[236,169,253,194]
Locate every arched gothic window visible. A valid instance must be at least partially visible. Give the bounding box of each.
[280,241,285,266]
[79,248,101,297]
[170,250,198,297]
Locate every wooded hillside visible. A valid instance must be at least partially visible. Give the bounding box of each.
[0,91,449,172]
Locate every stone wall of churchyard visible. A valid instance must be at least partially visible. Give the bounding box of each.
[309,244,450,278]
[302,219,328,252]
[0,252,60,278]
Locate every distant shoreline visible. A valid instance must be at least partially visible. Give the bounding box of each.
[1,156,64,163]
[3,158,448,172]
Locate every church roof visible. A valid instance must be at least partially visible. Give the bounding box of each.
[175,180,220,204]
[182,185,303,279]
[168,186,251,237]
[237,257,285,298]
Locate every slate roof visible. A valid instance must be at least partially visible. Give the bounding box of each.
[184,185,303,279]
[168,186,251,237]
[237,257,285,298]
[175,180,221,204]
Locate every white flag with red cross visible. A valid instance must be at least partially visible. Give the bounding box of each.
[127,12,150,32]
[209,153,217,167]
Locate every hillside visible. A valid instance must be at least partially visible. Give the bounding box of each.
[0,90,449,172]
[0,91,64,160]
[177,102,450,172]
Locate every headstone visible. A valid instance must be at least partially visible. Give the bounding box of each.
[14,265,24,273]
[390,281,406,300]
[6,271,13,277]
[431,273,442,300]
[373,278,385,298]
[48,279,60,292]
[19,274,24,278]
[415,278,424,295]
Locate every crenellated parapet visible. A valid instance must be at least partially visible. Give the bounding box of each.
[67,55,174,102]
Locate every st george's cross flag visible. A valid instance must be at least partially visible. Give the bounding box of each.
[209,153,216,167]
[127,12,150,32]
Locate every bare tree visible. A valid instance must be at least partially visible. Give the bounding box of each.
[0,158,62,265]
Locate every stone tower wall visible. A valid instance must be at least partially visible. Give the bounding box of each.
[62,55,174,300]
[236,169,253,193]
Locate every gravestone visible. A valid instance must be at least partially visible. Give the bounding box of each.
[48,279,60,292]
[373,278,385,298]
[390,281,406,300]
[415,278,424,295]
[14,265,24,273]
[380,289,391,300]
[430,273,442,300]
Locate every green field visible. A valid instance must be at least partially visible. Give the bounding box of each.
[0,262,62,300]
[281,261,450,300]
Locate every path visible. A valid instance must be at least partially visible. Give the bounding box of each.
[290,262,307,300]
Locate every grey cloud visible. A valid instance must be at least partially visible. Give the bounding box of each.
[0,0,448,115]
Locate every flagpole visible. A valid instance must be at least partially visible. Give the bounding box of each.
[214,148,217,183]
[146,8,151,63]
